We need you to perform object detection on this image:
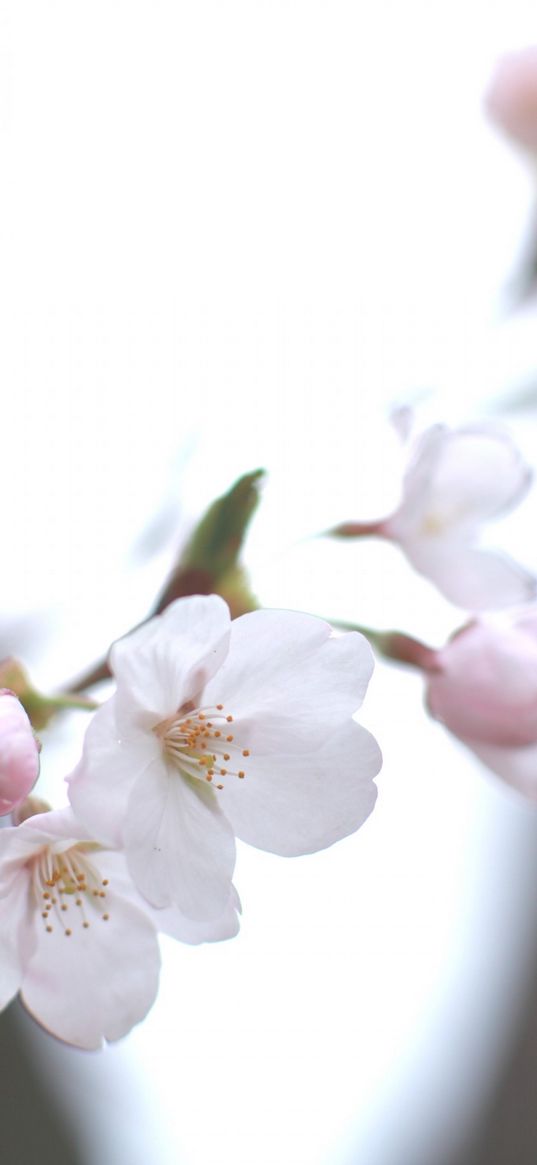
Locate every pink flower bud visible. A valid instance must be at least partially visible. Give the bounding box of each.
[486,46,537,152]
[0,690,40,815]
[426,619,537,748]
[422,614,537,800]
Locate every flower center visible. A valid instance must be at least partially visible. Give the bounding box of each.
[31,845,110,936]
[154,702,250,790]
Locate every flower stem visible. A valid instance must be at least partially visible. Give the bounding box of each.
[324,520,387,539]
[328,619,440,672]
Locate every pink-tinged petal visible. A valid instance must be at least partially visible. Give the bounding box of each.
[0,820,57,896]
[217,721,381,856]
[406,542,536,611]
[0,694,40,815]
[486,47,537,152]
[392,426,532,536]
[68,699,159,848]
[0,870,33,1009]
[20,805,90,847]
[20,893,161,1050]
[110,595,231,726]
[391,424,447,524]
[204,610,374,754]
[381,424,535,609]
[469,741,537,802]
[124,759,236,921]
[427,620,537,746]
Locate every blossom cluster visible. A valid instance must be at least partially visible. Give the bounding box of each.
[0,597,381,1048]
[332,418,537,798]
[2,414,537,1051]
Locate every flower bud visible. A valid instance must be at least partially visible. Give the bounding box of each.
[154,469,264,620]
[0,691,40,815]
[426,618,537,748]
[486,46,537,152]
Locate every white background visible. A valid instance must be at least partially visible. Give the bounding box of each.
[4,2,537,1163]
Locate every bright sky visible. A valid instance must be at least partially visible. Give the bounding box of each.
[5,3,537,1163]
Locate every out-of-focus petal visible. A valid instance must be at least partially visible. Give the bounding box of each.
[0,693,40,815]
[470,741,537,802]
[407,542,536,611]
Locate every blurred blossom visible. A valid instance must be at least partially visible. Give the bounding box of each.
[426,612,537,799]
[486,46,537,152]
[334,423,535,610]
[382,423,535,609]
[69,594,381,923]
[0,691,40,815]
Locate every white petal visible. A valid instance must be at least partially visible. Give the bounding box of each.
[95,850,241,944]
[0,817,66,895]
[393,423,447,522]
[110,595,231,725]
[470,740,537,802]
[0,871,33,1009]
[68,698,159,847]
[394,425,532,535]
[204,610,375,755]
[124,760,236,920]
[20,890,161,1050]
[217,721,381,856]
[155,884,241,944]
[408,541,536,610]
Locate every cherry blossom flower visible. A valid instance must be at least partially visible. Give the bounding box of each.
[379,424,534,609]
[0,803,161,1049]
[425,612,537,800]
[0,690,40,815]
[69,595,381,923]
[486,46,537,153]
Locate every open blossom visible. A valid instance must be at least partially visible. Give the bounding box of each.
[0,690,40,815]
[0,804,161,1049]
[69,595,381,924]
[380,424,534,610]
[425,613,537,800]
